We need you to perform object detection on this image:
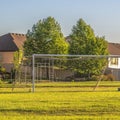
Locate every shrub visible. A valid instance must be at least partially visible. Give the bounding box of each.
[102,74,115,81]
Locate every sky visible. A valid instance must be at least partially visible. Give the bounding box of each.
[0,0,120,43]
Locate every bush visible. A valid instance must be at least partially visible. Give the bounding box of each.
[102,74,115,81]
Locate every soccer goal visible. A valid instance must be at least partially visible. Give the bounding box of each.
[32,54,120,92]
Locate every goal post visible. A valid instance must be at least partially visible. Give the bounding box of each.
[32,54,35,92]
[32,54,120,92]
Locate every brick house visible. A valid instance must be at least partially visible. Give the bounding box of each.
[0,33,26,72]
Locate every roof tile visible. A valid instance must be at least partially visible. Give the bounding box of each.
[0,33,26,51]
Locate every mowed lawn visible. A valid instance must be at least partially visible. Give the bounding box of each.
[0,81,120,120]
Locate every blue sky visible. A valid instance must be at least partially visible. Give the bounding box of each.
[0,0,120,43]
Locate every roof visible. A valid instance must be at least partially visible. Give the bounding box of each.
[0,33,26,51]
[108,43,120,55]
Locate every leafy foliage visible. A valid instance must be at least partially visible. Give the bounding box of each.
[0,66,6,73]
[13,49,23,70]
[69,18,109,78]
[69,19,96,54]
[24,16,69,56]
[12,49,23,80]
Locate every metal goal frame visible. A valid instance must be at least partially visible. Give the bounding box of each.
[32,54,120,92]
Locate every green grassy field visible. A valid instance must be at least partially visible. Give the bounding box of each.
[0,81,120,120]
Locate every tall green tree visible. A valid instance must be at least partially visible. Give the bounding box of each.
[24,16,68,56]
[69,18,101,55]
[69,18,109,79]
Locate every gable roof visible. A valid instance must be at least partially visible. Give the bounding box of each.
[0,33,26,51]
[108,43,120,55]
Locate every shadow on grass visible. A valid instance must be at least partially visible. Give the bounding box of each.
[0,108,119,116]
[0,89,118,94]
[0,90,32,94]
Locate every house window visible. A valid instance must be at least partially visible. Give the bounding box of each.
[110,58,118,65]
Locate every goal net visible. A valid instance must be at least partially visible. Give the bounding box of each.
[31,54,120,92]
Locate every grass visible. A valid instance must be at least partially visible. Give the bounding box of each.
[0,81,120,119]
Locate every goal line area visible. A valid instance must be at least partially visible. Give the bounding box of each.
[31,54,120,92]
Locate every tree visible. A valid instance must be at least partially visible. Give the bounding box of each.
[24,16,68,56]
[12,49,23,80]
[13,49,23,70]
[69,18,109,79]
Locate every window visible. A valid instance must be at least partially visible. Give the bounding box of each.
[110,58,118,65]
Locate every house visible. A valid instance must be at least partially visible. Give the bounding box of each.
[0,33,26,72]
[108,43,120,69]
[107,43,120,80]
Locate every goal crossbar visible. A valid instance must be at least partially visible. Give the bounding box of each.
[33,54,120,58]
